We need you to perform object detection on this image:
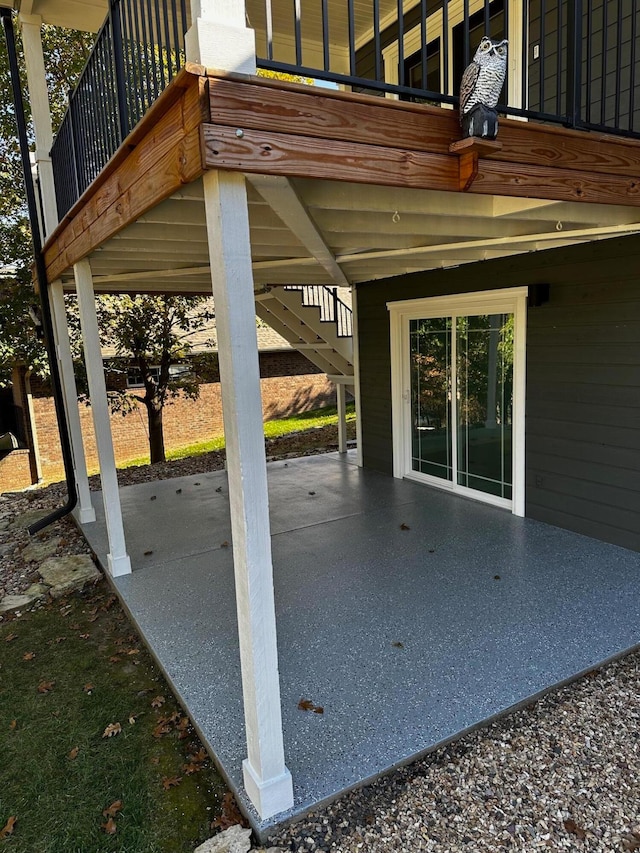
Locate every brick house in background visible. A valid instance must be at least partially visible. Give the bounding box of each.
[1,320,338,491]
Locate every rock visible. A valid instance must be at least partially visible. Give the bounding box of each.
[9,509,52,531]
[0,583,49,613]
[194,826,252,853]
[39,554,101,598]
[21,537,61,563]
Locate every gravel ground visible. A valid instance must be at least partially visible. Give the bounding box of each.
[2,432,639,853]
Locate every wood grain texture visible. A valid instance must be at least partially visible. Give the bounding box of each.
[206,71,640,178]
[202,125,458,190]
[473,159,640,206]
[44,70,206,282]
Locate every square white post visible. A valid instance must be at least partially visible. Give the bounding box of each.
[350,286,363,467]
[50,281,96,523]
[188,0,292,820]
[336,382,347,453]
[74,260,131,576]
[203,169,293,819]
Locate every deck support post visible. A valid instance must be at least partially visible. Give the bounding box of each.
[187,0,291,821]
[21,13,94,513]
[336,382,347,453]
[73,259,131,576]
[203,168,293,820]
[50,281,96,523]
[350,287,363,467]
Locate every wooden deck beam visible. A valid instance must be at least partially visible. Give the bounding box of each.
[44,68,209,283]
[41,65,640,284]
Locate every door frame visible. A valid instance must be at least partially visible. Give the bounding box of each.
[388,286,528,516]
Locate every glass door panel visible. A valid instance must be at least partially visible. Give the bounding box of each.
[456,314,513,500]
[409,317,452,481]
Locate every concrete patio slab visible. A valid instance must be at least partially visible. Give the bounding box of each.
[80,453,640,840]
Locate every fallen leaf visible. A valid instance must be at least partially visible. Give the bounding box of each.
[211,792,247,830]
[188,747,207,764]
[215,486,222,493]
[53,636,67,644]
[0,816,17,839]
[102,800,123,818]
[622,832,640,851]
[313,705,324,714]
[68,746,79,760]
[176,717,190,733]
[493,574,501,580]
[127,648,139,656]
[83,683,95,693]
[143,550,153,556]
[152,722,172,738]
[9,720,17,730]
[220,541,229,548]
[195,482,201,486]
[128,715,137,725]
[298,698,315,711]
[22,651,35,661]
[162,775,182,790]
[400,523,410,530]
[4,633,17,643]
[564,818,587,840]
[109,656,121,663]
[150,757,160,765]
[150,496,156,501]
[102,722,122,738]
[79,633,90,640]
[392,641,404,649]
[176,488,182,494]
[37,680,55,694]
[69,622,80,630]
[101,816,117,835]
[101,595,117,611]
[308,491,316,496]
[88,614,99,622]
[151,695,165,709]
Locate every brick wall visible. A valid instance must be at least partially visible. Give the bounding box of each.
[0,450,33,493]
[31,373,337,483]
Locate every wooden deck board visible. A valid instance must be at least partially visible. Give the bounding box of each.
[41,65,640,284]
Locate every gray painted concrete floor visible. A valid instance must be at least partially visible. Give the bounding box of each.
[81,453,640,837]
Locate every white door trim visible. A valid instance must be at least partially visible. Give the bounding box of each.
[388,286,527,516]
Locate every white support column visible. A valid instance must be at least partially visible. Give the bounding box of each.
[50,281,96,524]
[203,169,293,820]
[189,0,292,821]
[350,286,364,467]
[336,382,347,454]
[19,13,58,234]
[74,260,131,577]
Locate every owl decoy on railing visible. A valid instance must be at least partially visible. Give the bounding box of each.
[459,36,508,139]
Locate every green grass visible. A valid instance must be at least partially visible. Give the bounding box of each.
[120,402,356,469]
[0,585,227,852]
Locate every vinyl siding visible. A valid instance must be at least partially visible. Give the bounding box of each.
[356,235,640,551]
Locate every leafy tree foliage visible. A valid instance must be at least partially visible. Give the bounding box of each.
[92,295,215,464]
[0,19,92,384]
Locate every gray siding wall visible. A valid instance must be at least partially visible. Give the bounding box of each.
[356,236,640,551]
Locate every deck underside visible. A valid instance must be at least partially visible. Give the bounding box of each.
[80,453,640,839]
[42,68,640,295]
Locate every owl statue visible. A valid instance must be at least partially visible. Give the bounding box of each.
[459,36,508,139]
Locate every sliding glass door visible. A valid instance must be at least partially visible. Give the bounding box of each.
[390,289,526,514]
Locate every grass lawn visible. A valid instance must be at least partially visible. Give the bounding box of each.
[0,582,229,853]
[119,402,356,469]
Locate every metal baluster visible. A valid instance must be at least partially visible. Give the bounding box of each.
[397,0,405,87]
[614,0,622,127]
[321,0,330,71]
[347,0,356,76]
[630,0,637,131]
[601,0,608,125]
[110,0,129,141]
[294,0,302,66]
[566,0,582,127]
[373,0,381,80]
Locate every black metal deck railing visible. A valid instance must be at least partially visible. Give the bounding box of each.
[51,0,187,219]
[51,0,640,220]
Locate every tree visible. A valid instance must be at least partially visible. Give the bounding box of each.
[91,294,215,464]
[1,21,214,466]
[0,19,93,385]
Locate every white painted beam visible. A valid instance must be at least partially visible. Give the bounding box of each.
[50,280,96,524]
[203,169,293,820]
[74,259,131,577]
[248,175,351,288]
